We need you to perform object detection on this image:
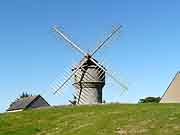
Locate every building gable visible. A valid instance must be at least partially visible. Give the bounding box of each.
[27,96,50,109]
[160,72,180,103]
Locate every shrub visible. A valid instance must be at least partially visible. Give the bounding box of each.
[138,97,161,103]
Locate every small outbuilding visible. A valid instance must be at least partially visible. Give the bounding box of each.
[160,72,180,103]
[7,95,50,112]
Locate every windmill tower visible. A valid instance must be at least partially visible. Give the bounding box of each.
[52,25,128,105]
[73,56,105,104]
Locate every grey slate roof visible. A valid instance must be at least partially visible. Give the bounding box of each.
[7,95,40,111]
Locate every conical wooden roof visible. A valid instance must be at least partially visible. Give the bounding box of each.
[160,72,180,103]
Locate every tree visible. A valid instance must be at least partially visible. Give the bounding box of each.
[20,92,32,98]
[138,97,161,103]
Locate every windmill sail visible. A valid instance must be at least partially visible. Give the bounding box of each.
[160,72,180,103]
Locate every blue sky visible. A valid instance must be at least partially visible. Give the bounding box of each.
[0,0,180,112]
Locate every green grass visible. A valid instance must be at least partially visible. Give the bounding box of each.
[1,104,180,135]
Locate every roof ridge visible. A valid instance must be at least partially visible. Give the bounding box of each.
[20,95,38,99]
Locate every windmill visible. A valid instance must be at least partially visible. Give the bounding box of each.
[52,25,128,105]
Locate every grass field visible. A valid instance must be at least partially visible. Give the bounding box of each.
[1,104,180,135]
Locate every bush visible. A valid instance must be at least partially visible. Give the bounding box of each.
[138,97,161,103]
[20,92,32,98]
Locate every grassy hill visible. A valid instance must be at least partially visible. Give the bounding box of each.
[1,104,180,135]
